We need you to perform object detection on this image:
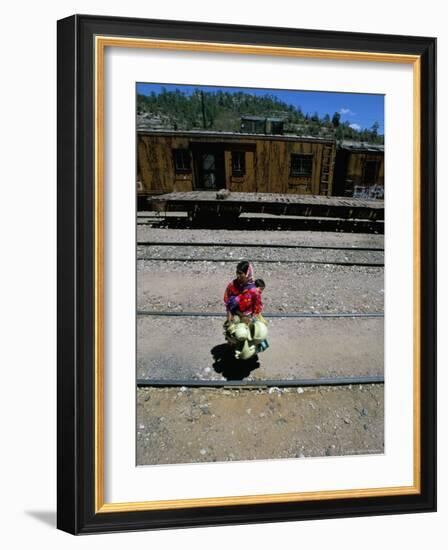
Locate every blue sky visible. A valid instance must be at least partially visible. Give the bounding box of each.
[137,83,384,134]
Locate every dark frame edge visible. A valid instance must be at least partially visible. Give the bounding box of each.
[73,493,437,535]
[57,14,79,535]
[419,36,437,514]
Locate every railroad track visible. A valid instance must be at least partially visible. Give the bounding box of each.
[136,231,384,389]
[137,241,384,252]
[137,376,384,389]
[137,257,384,267]
[136,239,384,267]
[137,304,383,389]
[137,310,383,318]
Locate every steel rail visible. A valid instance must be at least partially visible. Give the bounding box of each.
[137,241,384,252]
[137,375,384,388]
[137,310,384,318]
[136,256,384,267]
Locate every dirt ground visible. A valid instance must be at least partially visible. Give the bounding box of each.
[136,227,384,466]
[137,225,385,248]
[137,384,384,465]
[137,261,383,314]
[137,316,383,380]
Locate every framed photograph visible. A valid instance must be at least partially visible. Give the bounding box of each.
[57,14,436,534]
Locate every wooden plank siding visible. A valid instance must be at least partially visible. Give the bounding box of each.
[224,149,256,192]
[137,134,194,194]
[254,140,270,193]
[346,152,384,185]
[137,131,336,197]
[344,152,384,198]
[287,141,315,194]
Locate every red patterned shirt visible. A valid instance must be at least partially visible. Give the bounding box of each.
[224,281,263,317]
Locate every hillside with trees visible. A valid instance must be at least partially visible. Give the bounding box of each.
[137,88,384,144]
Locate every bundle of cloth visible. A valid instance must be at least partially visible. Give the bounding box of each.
[224,318,269,360]
[223,262,269,360]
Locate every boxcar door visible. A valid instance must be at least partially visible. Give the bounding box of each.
[195,149,225,190]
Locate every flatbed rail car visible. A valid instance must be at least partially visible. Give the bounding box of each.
[147,191,384,222]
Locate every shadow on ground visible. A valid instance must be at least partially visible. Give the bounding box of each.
[25,510,56,528]
[138,214,383,234]
[211,343,260,381]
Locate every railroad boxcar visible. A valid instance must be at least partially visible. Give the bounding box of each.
[137,129,337,206]
[332,142,384,199]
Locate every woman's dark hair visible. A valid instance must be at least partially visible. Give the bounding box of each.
[236,260,250,274]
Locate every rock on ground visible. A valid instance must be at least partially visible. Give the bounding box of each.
[137,384,384,465]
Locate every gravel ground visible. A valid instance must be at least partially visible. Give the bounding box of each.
[137,384,384,465]
[137,316,383,380]
[137,244,383,264]
[137,261,384,314]
[137,226,385,248]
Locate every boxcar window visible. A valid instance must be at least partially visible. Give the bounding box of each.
[241,119,266,134]
[173,149,191,173]
[290,154,313,177]
[270,120,284,135]
[232,151,246,176]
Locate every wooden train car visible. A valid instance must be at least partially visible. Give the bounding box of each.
[333,142,384,199]
[137,129,337,202]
